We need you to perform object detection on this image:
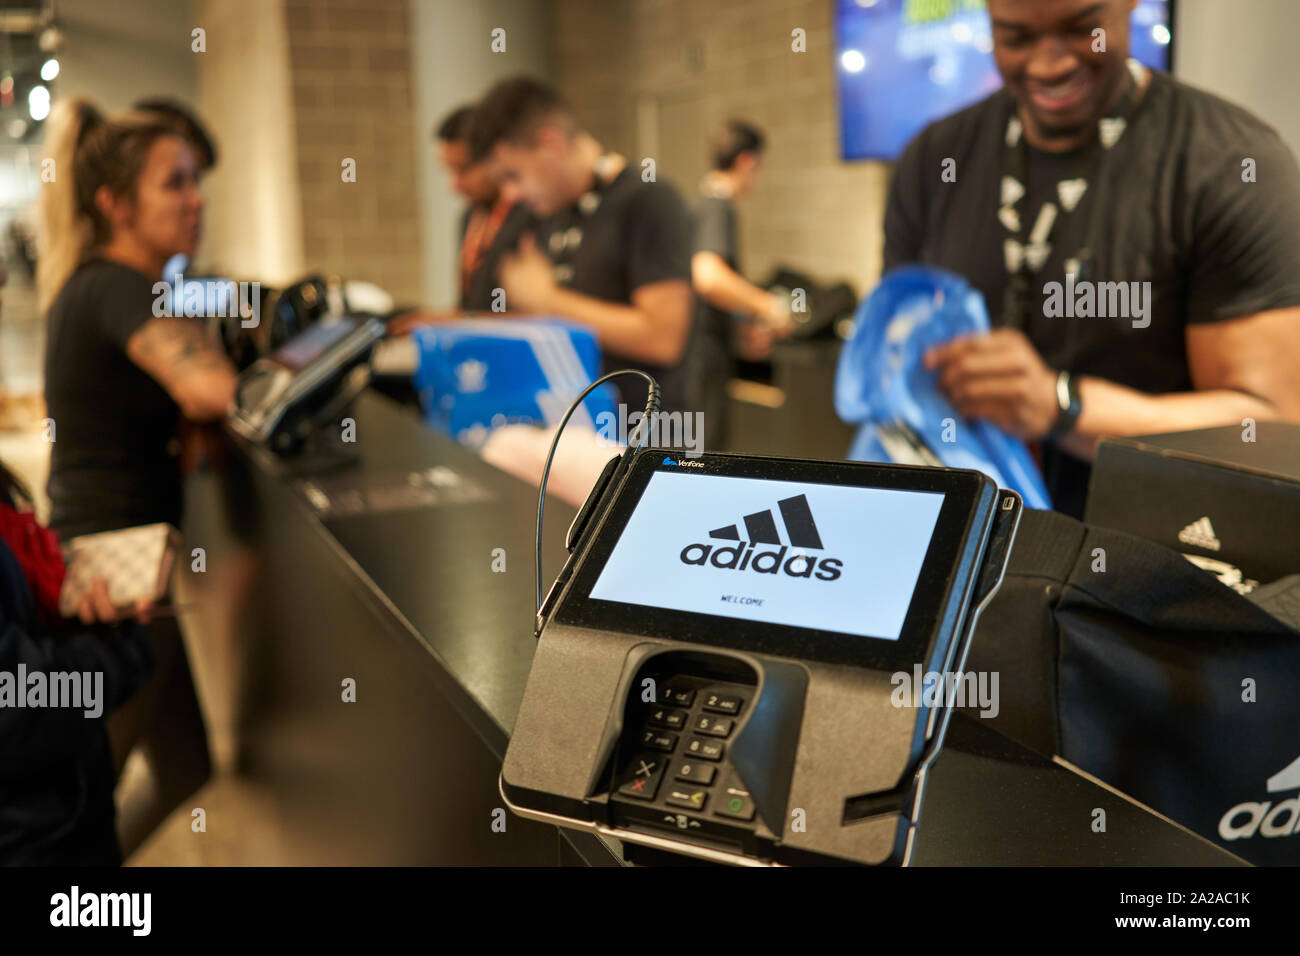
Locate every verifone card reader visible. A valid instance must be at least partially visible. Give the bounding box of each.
[502,449,1021,866]
[229,315,384,452]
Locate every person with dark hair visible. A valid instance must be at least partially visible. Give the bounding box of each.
[468,75,694,414]
[132,97,218,172]
[886,0,1300,517]
[435,102,535,313]
[0,459,155,864]
[38,96,230,857]
[688,119,793,449]
[710,119,765,173]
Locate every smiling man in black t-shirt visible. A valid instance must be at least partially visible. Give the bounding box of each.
[469,76,694,413]
[885,0,1300,516]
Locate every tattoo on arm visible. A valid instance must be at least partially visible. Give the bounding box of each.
[129,318,229,376]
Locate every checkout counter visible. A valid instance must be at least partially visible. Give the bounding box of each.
[185,386,1244,866]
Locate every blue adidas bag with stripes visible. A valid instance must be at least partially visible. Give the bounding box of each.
[412,320,617,449]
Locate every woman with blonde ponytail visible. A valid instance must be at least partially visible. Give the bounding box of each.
[40,96,235,537]
[36,99,98,315]
[38,95,234,861]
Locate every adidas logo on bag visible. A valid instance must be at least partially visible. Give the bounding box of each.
[1218,754,1300,841]
[1177,515,1221,552]
[678,494,843,581]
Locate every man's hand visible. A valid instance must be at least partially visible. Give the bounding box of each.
[924,328,1060,440]
[737,320,778,361]
[499,234,557,314]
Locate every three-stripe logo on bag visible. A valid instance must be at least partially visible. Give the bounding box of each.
[680,494,842,580]
[1177,515,1221,552]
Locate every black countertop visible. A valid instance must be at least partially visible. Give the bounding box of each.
[237,390,1244,866]
[246,390,580,756]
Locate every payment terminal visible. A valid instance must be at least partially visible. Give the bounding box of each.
[229,315,385,453]
[502,449,1021,866]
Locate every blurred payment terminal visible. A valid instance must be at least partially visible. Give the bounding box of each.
[503,449,1021,865]
[230,315,385,454]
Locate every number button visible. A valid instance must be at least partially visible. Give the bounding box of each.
[675,761,716,785]
[647,707,687,730]
[640,730,677,753]
[684,737,724,761]
[693,715,733,738]
[702,693,742,715]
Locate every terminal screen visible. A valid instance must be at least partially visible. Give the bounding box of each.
[272,318,357,372]
[588,470,945,640]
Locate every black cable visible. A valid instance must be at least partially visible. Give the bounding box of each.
[535,370,661,614]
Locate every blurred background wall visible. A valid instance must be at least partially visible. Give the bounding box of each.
[1173,0,1300,161]
[0,0,1297,343]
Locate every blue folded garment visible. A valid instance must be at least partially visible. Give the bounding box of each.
[834,266,1052,510]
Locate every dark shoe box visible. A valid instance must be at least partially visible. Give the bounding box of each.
[1084,422,1300,591]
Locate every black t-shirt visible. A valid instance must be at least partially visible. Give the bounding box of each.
[534,165,693,412]
[44,258,183,538]
[693,194,739,341]
[688,194,740,441]
[459,200,536,313]
[884,70,1300,516]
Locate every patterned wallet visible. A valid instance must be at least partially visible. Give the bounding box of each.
[58,523,181,618]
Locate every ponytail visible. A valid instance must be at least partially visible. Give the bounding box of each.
[36,97,103,315]
[36,97,185,315]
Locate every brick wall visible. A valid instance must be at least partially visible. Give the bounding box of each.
[283,0,424,304]
[551,0,889,295]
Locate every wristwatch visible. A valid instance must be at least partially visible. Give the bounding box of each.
[1048,370,1083,440]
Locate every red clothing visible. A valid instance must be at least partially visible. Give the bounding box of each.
[0,501,65,626]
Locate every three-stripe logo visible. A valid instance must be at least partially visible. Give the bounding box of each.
[708,494,825,550]
[680,494,843,580]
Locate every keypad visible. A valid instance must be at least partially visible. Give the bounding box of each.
[611,674,755,837]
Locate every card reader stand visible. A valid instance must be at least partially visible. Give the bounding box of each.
[502,450,1021,866]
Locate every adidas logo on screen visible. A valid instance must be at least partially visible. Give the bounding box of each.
[679,494,843,581]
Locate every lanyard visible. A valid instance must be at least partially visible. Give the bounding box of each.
[460,196,516,297]
[999,59,1144,330]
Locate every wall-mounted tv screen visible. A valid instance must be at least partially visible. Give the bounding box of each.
[837,0,1173,161]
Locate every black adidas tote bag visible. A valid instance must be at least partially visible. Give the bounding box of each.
[965,508,1300,866]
